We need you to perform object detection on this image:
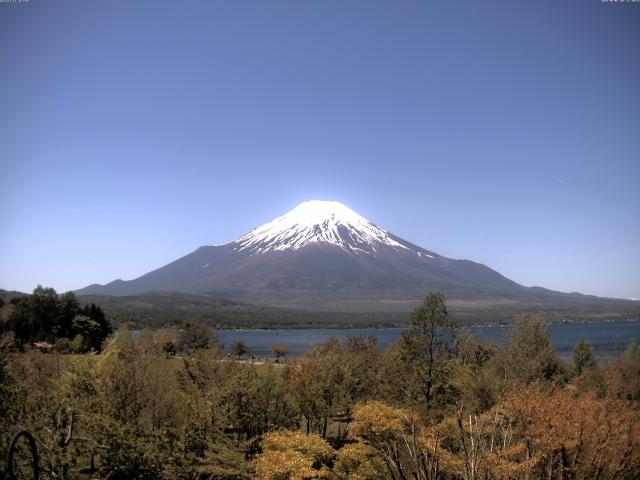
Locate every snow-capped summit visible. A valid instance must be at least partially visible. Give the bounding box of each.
[234,200,410,255]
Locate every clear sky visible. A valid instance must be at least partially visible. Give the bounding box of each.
[1,0,638,299]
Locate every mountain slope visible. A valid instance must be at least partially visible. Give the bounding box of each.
[77,201,639,318]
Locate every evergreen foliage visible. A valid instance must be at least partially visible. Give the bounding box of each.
[0,286,112,352]
[572,337,596,375]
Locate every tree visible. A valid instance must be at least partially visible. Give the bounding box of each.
[286,337,379,438]
[333,442,387,480]
[255,430,335,480]
[452,330,499,414]
[58,291,80,338]
[5,287,59,345]
[6,345,86,478]
[177,321,219,352]
[400,292,458,413]
[80,303,112,350]
[572,338,596,375]
[31,285,60,340]
[0,302,14,334]
[2,288,112,349]
[490,314,565,391]
[89,328,185,479]
[500,384,640,479]
[272,344,290,362]
[287,339,347,437]
[71,314,101,353]
[605,341,640,406]
[350,401,453,480]
[222,365,298,442]
[0,335,16,479]
[232,340,250,359]
[342,335,379,404]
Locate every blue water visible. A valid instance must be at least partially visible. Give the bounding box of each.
[218,321,640,359]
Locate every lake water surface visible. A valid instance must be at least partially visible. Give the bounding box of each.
[218,321,640,359]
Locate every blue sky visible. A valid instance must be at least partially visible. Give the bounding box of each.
[1,0,638,299]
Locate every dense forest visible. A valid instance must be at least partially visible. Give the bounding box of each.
[0,292,639,479]
[75,291,406,329]
[72,291,640,329]
[0,286,112,353]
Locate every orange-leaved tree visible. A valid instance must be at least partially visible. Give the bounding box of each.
[497,383,640,479]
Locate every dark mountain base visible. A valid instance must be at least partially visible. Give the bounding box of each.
[77,292,406,329]
[77,290,640,329]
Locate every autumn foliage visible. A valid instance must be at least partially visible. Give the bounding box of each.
[1,292,639,479]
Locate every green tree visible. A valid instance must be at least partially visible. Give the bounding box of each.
[31,285,60,340]
[0,302,13,333]
[58,291,80,338]
[287,337,380,438]
[452,329,499,413]
[232,340,250,359]
[8,347,83,478]
[572,338,596,375]
[71,314,101,352]
[222,364,298,442]
[6,288,58,345]
[3,288,112,350]
[288,339,347,437]
[490,315,566,392]
[88,329,183,478]
[341,336,380,409]
[400,292,458,413]
[80,303,112,350]
[178,321,218,352]
[0,335,16,479]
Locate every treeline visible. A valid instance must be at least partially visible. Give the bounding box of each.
[0,293,639,479]
[0,286,112,353]
[76,291,406,329]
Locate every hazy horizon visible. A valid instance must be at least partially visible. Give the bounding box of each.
[1,1,639,299]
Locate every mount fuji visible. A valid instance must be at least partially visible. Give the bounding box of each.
[77,201,639,320]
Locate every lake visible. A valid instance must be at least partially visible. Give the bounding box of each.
[217,321,640,359]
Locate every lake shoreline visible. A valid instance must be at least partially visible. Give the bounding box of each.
[214,320,640,360]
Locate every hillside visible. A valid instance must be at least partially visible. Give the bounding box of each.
[76,291,639,329]
[76,291,405,329]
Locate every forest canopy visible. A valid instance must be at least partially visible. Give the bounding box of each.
[0,286,112,353]
[0,292,638,479]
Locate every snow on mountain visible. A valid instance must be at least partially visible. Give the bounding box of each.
[233,200,411,255]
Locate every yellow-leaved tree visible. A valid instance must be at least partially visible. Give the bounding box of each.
[254,430,335,480]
